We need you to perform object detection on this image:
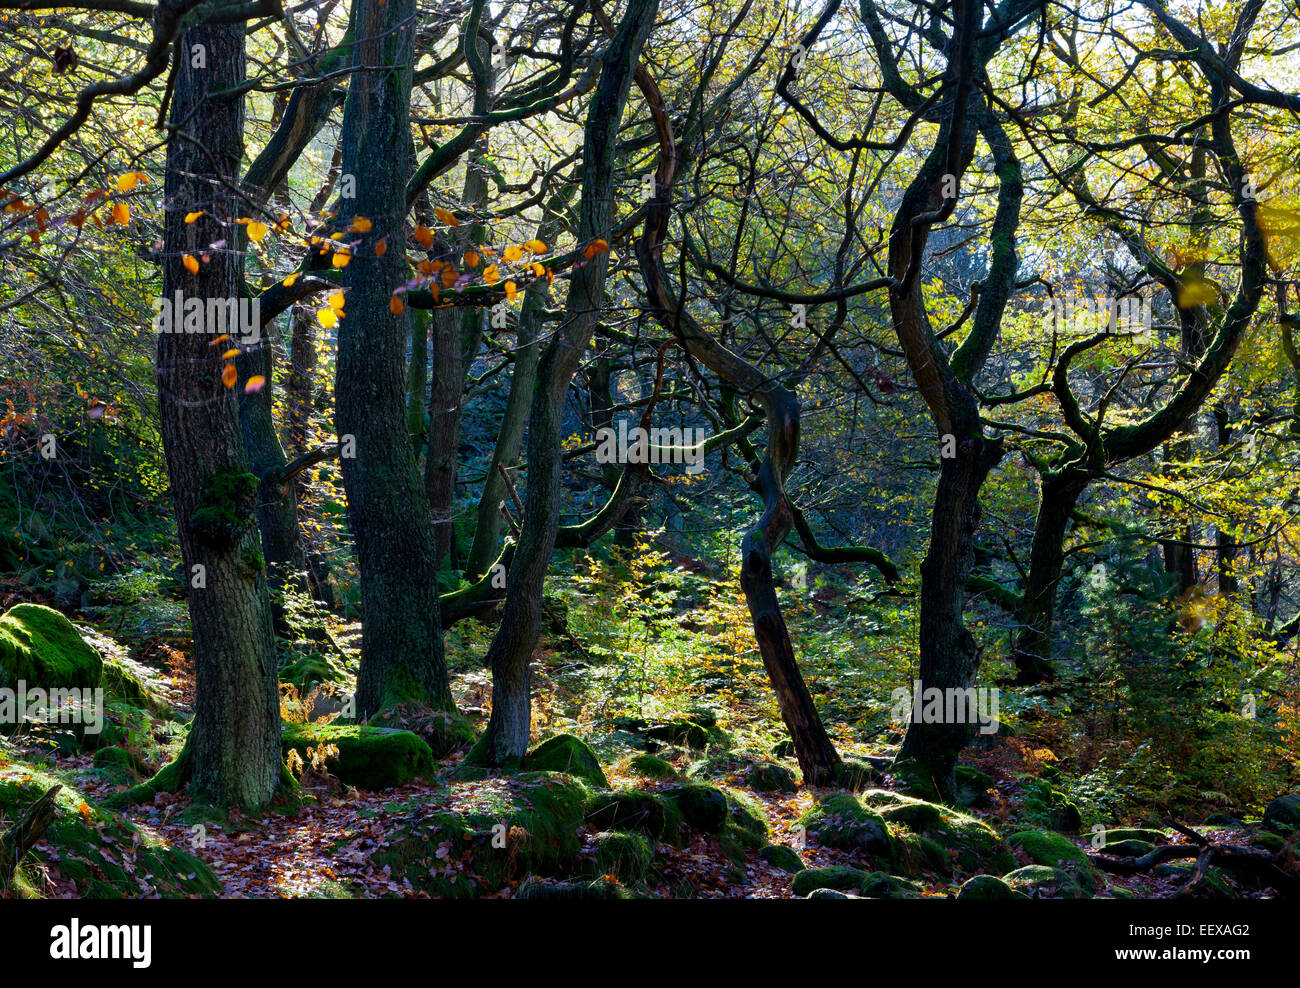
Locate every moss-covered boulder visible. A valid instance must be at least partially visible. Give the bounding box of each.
[586,790,670,839]
[524,733,608,788]
[797,793,892,857]
[1263,794,1300,833]
[0,603,102,692]
[859,871,925,899]
[792,865,871,897]
[727,791,769,841]
[747,759,798,793]
[281,723,434,790]
[1003,864,1089,899]
[369,703,476,758]
[1007,830,1096,893]
[759,844,805,873]
[92,745,148,780]
[370,771,588,897]
[629,753,677,779]
[663,783,729,835]
[0,764,219,898]
[1099,838,1155,858]
[1102,827,1166,844]
[957,874,1027,900]
[591,830,654,884]
[863,790,1013,875]
[955,765,995,807]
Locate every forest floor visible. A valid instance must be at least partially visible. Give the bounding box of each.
[2,591,1283,899]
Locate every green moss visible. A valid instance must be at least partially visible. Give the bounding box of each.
[99,656,170,716]
[370,771,588,897]
[524,733,608,787]
[280,653,346,693]
[189,469,258,548]
[878,795,1013,875]
[957,874,1028,899]
[859,871,924,898]
[586,789,668,839]
[516,877,627,900]
[758,844,805,873]
[1099,838,1155,857]
[792,865,870,896]
[591,830,653,883]
[1152,860,1237,898]
[727,790,769,840]
[0,762,219,898]
[281,723,434,789]
[629,753,677,779]
[1102,827,1166,844]
[747,759,797,793]
[1002,864,1089,899]
[663,783,729,834]
[0,603,102,692]
[1007,829,1096,893]
[368,702,475,758]
[797,792,892,857]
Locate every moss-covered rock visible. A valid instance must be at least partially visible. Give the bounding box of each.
[957,874,1027,899]
[792,865,871,897]
[727,790,769,841]
[1102,827,1166,844]
[0,603,102,692]
[1099,838,1155,858]
[747,759,798,793]
[797,793,892,857]
[859,871,925,899]
[1007,830,1095,893]
[663,783,729,834]
[91,745,147,779]
[0,763,219,898]
[279,652,346,694]
[524,733,608,788]
[591,830,653,884]
[371,771,588,897]
[369,703,476,758]
[585,790,669,839]
[280,723,434,790]
[865,790,1013,875]
[1002,864,1089,899]
[759,844,805,873]
[1263,794,1300,833]
[955,765,994,807]
[629,753,677,779]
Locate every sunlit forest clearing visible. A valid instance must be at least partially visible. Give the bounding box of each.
[1,0,1299,907]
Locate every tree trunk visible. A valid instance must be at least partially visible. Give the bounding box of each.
[1011,468,1088,684]
[334,0,452,718]
[156,21,280,809]
[468,0,660,767]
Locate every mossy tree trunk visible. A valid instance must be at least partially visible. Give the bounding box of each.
[156,21,280,810]
[334,0,453,719]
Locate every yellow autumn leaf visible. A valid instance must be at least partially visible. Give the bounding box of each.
[115,172,146,193]
[184,211,205,224]
[282,272,300,287]
[110,202,130,225]
[351,215,372,233]
[183,254,199,274]
[318,307,338,328]
[433,207,459,227]
[244,375,267,394]
[328,290,346,310]
[503,245,523,262]
[247,221,269,242]
[221,363,238,389]
[331,248,351,269]
[483,264,499,285]
[505,280,518,301]
[524,239,547,254]
[222,348,240,360]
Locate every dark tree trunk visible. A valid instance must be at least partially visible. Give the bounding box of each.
[334,0,452,718]
[156,21,280,809]
[1011,468,1088,684]
[468,0,660,767]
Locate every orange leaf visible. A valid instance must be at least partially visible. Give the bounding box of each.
[524,239,547,254]
[503,245,523,262]
[375,236,388,257]
[350,215,373,233]
[505,281,518,301]
[483,264,499,285]
[413,225,434,249]
[390,294,405,315]
[433,207,459,227]
[222,363,238,389]
[244,375,267,394]
[182,254,199,274]
[465,250,480,268]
